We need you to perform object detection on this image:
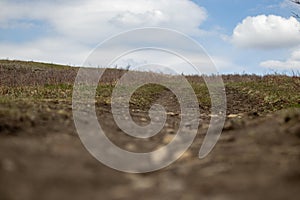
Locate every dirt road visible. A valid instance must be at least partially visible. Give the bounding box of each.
[1,85,300,200]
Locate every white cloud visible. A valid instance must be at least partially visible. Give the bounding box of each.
[0,38,89,65]
[260,49,300,70]
[0,0,207,43]
[260,60,300,70]
[211,57,245,73]
[231,15,300,49]
[0,0,208,66]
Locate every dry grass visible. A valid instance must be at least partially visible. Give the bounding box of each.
[0,60,299,111]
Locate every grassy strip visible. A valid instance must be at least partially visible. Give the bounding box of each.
[0,83,167,107]
[227,77,300,110]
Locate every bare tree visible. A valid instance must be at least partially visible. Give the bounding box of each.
[292,11,300,19]
[291,0,300,19]
[291,0,300,5]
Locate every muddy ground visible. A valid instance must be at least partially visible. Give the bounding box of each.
[0,61,300,200]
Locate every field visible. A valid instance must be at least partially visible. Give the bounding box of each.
[0,60,300,200]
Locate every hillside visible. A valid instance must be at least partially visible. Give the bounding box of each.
[0,60,300,200]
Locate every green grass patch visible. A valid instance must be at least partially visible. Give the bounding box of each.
[227,77,300,111]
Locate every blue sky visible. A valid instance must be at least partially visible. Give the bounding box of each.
[0,0,300,74]
[192,0,299,74]
[195,0,289,30]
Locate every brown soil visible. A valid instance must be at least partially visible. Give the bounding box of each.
[1,60,300,200]
[1,85,300,200]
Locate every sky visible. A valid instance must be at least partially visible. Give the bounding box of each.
[0,0,300,74]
